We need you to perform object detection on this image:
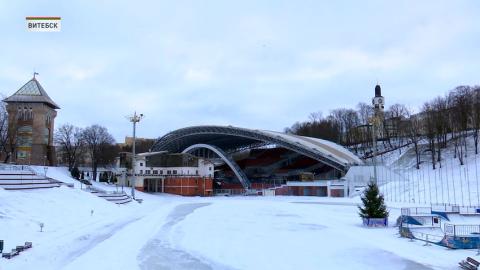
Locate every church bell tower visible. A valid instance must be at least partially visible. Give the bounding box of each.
[372,84,385,114]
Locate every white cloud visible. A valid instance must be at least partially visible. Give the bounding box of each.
[58,63,106,81]
[184,67,213,83]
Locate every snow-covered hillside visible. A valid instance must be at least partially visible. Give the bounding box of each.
[357,135,480,206]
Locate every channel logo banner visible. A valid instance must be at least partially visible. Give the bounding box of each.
[26,17,61,32]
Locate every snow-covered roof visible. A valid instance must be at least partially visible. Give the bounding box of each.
[3,77,60,109]
[259,130,363,165]
[136,151,168,157]
[152,125,363,172]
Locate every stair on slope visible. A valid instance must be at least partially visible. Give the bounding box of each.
[85,187,132,204]
[0,167,60,190]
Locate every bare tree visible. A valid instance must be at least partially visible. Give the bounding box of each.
[357,102,373,126]
[387,103,409,152]
[431,96,449,167]
[5,117,19,164]
[406,109,422,169]
[54,124,84,171]
[82,125,115,181]
[471,86,480,154]
[0,100,10,162]
[422,102,437,169]
[449,86,472,164]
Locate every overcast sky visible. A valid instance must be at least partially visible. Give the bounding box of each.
[0,1,479,142]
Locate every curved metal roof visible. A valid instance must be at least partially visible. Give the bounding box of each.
[151,125,362,172]
[3,78,60,109]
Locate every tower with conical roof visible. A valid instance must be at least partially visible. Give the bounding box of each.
[3,75,60,165]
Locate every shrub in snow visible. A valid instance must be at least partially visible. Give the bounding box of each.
[358,181,388,226]
[71,167,80,179]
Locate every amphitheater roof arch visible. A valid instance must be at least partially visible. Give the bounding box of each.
[151,125,362,174]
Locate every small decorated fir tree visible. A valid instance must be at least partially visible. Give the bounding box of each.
[358,181,389,219]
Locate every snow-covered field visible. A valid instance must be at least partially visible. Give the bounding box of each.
[0,167,475,269]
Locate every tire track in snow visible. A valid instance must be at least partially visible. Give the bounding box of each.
[60,216,143,267]
[138,203,234,270]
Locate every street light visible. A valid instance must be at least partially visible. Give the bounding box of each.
[369,115,381,184]
[127,112,144,200]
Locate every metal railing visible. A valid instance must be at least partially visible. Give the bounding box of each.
[459,207,480,215]
[213,189,246,196]
[0,164,35,173]
[431,204,460,213]
[401,207,432,216]
[411,230,444,243]
[85,186,126,195]
[444,224,480,236]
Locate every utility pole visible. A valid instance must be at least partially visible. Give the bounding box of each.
[370,118,378,184]
[127,112,144,200]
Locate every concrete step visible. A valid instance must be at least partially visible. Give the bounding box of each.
[0,171,35,175]
[0,175,50,180]
[0,179,53,184]
[1,183,61,190]
[112,197,132,204]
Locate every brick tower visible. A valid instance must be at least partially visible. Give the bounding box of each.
[3,75,60,165]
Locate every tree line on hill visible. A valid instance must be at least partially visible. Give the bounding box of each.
[54,124,154,180]
[285,85,480,169]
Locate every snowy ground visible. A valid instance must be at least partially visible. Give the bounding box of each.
[359,135,480,206]
[1,167,476,270]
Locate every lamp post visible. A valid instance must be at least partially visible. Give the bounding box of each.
[127,112,144,200]
[370,117,378,184]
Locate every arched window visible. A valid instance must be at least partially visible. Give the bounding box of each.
[46,112,51,124]
[44,128,50,144]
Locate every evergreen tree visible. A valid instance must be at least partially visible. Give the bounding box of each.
[358,181,389,218]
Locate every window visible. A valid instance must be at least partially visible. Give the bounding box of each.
[46,112,51,124]
[145,170,151,174]
[209,167,212,171]
[173,170,177,175]
[160,170,163,175]
[167,170,171,175]
[140,163,143,166]
[43,128,50,144]
[17,150,28,159]
[139,170,143,174]
[153,170,158,175]
[196,170,199,175]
